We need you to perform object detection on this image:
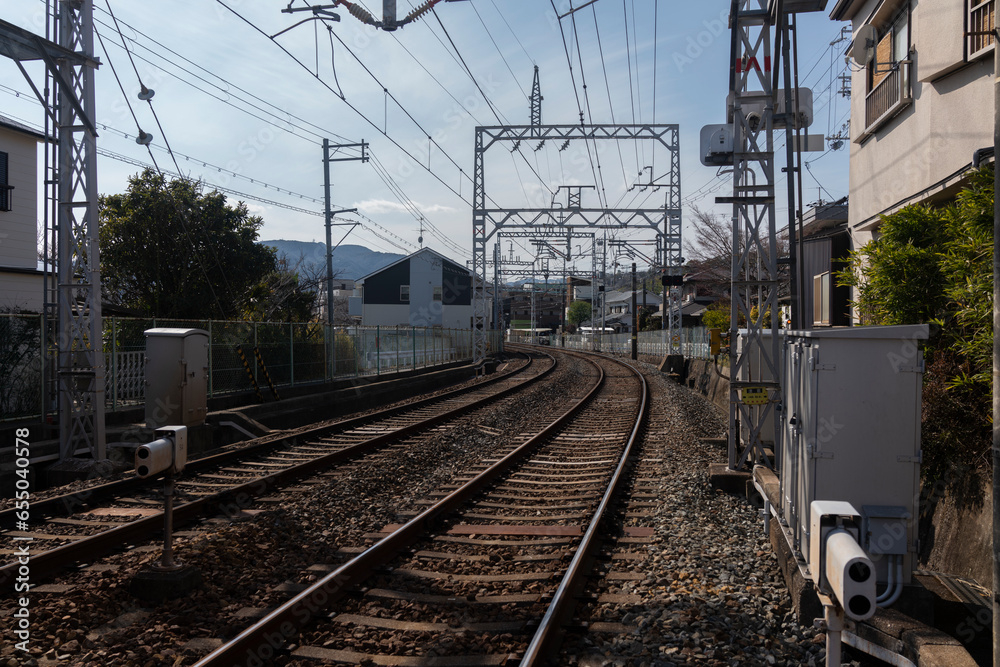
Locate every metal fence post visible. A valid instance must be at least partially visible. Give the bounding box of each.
[412,326,416,369]
[208,320,214,398]
[289,322,295,387]
[38,313,45,422]
[110,316,117,412]
[376,325,380,376]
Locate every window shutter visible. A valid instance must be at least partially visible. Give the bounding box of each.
[0,152,8,185]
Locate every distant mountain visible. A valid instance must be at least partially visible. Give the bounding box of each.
[263,240,404,280]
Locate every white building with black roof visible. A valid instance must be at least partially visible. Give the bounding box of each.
[355,247,475,329]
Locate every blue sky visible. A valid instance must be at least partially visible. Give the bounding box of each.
[0,1,852,270]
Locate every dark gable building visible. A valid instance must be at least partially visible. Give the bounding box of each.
[356,248,473,328]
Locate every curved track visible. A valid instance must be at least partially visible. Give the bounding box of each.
[193,349,649,666]
[0,350,553,591]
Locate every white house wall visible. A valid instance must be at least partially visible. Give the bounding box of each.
[408,251,441,327]
[0,271,43,311]
[362,303,411,327]
[844,0,994,245]
[0,128,39,270]
[360,249,475,329]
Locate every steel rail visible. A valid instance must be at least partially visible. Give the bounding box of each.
[520,356,650,664]
[0,353,535,529]
[0,351,552,593]
[193,352,609,667]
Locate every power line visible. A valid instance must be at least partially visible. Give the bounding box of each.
[215,0,474,208]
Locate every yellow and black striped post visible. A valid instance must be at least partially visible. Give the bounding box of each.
[253,346,281,401]
[236,345,264,403]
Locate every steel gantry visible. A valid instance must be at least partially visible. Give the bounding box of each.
[723,0,823,470]
[490,231,599,343]
[0,3,106,461]
[472,124,682,362]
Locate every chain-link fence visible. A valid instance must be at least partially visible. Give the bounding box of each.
[542,326,713,360]
[0,314,500,422]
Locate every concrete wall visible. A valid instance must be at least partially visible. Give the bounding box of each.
[0,127,39,269]
[842,0,994,244]
[920,475,992,587]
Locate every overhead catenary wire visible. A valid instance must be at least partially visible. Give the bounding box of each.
[550,0,606,209]
[103,0,184,177]
[591,3,629,189]
[216,0,474,207]
[97,1,236,317]
[427,7,554,198]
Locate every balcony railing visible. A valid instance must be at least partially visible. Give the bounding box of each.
[969,1,995,61]
[863,60,911,139]
[0,185,12,212]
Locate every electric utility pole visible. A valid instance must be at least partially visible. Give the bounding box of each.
[322,139,367,326]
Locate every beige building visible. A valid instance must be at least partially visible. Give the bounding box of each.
[0,114,45,312]
[830,0,995,244]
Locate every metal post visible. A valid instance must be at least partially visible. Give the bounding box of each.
[824,603,843,667]
[207,320,213,397]
[289,323,295,386]
[111,317,117,412]
[992,5,1000,663]
[161,474,178,570]
[322,140,366,327]
[323,139,334,327]
[781,8,800,330]
[631,263,638,360]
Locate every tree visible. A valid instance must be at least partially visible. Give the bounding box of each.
[701,301,730,330]
[244,257,319,322]
[685,204,789,280]
[567,300,592,328]
[838,166,993,478]
[100,170,277,319]
[685,205,734,266]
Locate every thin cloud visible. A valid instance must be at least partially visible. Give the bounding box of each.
[355,199,456,215]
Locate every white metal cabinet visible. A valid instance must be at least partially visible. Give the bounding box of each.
[779,324,927,583]
[144,328,209,429]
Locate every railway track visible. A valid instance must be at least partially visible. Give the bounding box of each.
[192,349,649,666]
[0,349,837,667]
[0,349,554,591]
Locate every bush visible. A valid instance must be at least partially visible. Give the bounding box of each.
[838,166,994,477]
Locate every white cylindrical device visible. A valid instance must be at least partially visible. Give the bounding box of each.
[825,529,877,621]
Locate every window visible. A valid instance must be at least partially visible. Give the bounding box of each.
[813,272,830,327]
[433,285,442,301]
[400,285,410,302]
[969,0,995,61]
[0,152,10,212]
[862,6,912,137]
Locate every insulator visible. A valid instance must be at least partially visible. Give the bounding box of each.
[404,0,437,23]
[343,2,377,25]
